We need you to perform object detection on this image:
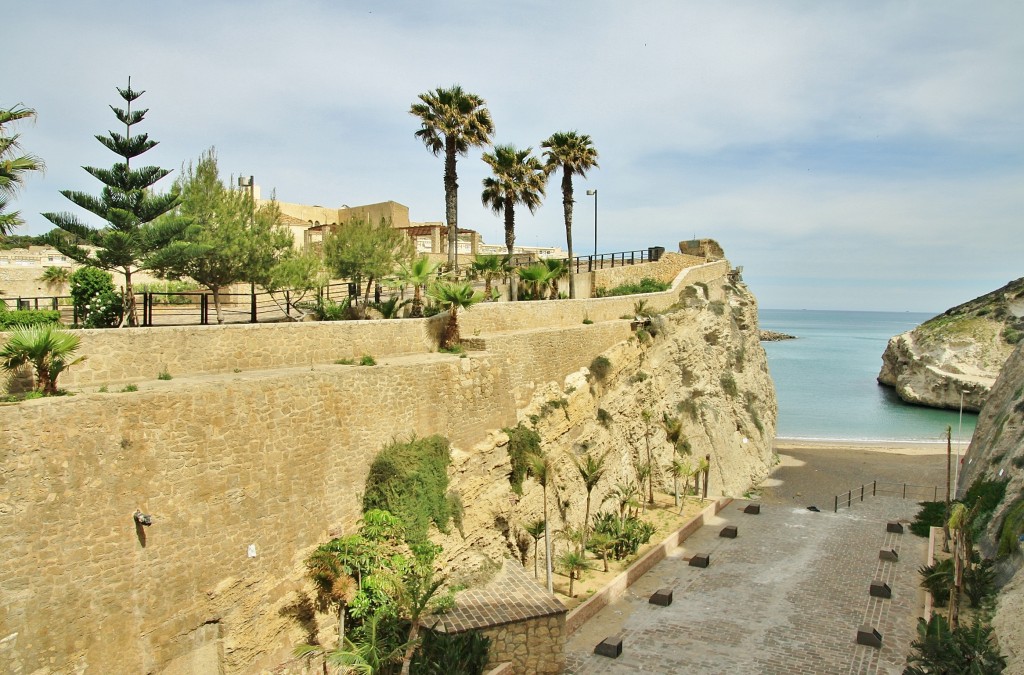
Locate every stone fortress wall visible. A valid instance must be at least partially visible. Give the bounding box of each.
[0,251,743,673]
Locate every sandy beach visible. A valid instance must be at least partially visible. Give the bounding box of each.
[762,438,953,508]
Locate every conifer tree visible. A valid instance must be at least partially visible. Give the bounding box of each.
[43,79,182,326]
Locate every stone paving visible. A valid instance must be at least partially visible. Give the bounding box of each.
[564,496,928,674]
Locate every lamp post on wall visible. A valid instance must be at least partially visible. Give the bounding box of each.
[586,189,598,259]
[238,176,257,320]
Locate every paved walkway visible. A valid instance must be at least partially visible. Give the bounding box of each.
[565,496,928,674]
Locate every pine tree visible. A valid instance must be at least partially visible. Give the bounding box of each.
[43,79,182,326]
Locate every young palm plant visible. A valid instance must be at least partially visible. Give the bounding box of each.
[541,131,599,299]
[558,549,588,598]
[516,263,550,300]
[1,324,85,395]
[396,255,440,318]
[410,86,494,269]
[587,531,615,572]
[481,145,547,257]
[427,279,483,349]
[38,266,72,295]
[469,254,508,298]
[523,518,546,579]
[542,258,568,299]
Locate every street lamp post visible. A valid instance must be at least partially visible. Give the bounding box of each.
[586,189,598,259]
[954,389,968,497]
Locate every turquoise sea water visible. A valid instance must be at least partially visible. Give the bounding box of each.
[759,309,979,443]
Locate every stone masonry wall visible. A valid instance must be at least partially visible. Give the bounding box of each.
[0,315,644,673]
[482,614,565,675]
[591,252,705,291]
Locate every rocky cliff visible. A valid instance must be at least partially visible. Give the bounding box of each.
[434,274,777,582]
[878,278,1024,411]
[956,340,1024,670]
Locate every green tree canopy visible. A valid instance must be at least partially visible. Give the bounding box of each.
[323,216,414,311]
[146,149,293,324]
[0,104,45,237]
[42,80,182,326]
[541,131,599,299]
[410,85,494,269]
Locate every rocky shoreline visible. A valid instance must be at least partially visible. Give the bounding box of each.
[760,330,797,342]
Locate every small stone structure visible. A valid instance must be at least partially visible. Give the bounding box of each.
[428,559,566,675]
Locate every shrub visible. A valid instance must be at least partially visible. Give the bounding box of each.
[589,355,611,381]
[910,501,947,538]
[630,371,649,384]
[157,370,172,381]
[589,512,657,560]
[0,309,61,329]
[905,615,1006,674]
[359,355,376,366]
[362,435,452,543]
[597,408,613,427]
[412,629,491,675]
[120,384,138,392]
[70,267,122,328]
[504,423,541,495]
[918,558,953,606]
[597,278,670,297]
[997,496,1024,557]
[720,372,738,397]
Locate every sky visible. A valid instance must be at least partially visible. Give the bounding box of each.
[6,1,1023,312]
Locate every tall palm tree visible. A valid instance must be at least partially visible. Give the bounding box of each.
[523,518,546,579]
[410,86,494,269]
[427,279,483,349]
[671,458,695,511]
[0,324,85,395]
[557,549,588,598]
[38,266,72,295]
[396,255,440,317]
[0,104,46,237]
[541,131,599,299]
[304,536,362,652]
[571,451,608,553]
[528,452,556,593]
[480,144,547,257]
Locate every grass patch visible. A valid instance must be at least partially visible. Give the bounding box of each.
[121,384,138,393]
[157,370,172,381]
[593,277,670,297]
[359,355,376,366]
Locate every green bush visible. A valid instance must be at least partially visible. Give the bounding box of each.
[720,372,738,397]
[0,309,61,329]
[997,496,1024,557]
[910,501,947,538]
[593,277,670,297]
[359,355,376,366]
[597,408,613,427]
[589,512,657,560]
[70,267,122,328]
[905,614,1006,674]
[362,435,452,543]
[504,423,541,495]
[411,629,491,675]
[589,355,611,380]
[918,558,954,606]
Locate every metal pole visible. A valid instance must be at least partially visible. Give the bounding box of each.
[586,189,597,258]
[873,480,876,496]
[834,495,838,513]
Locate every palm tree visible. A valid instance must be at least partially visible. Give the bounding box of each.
[410,86,494,269]
[523,519,546,579]
[480,144,547,257]
[557,549,588,597]
[38,266,72,295]
[641,409,655,505]
[587,531,614,572]
[427,280,483,349]
[542,258,568,299]
[695,456,710,500]
[1,324,85,395]
[469,254,508,298]
[295,608,403,675]
[303,535,364,652]
[608,481,639,525]
[396,255,441,318]
[632,459,652,515]
[528,452,556,593]
[670,458,695,511]
[571,451,608,553]
[516,263,550,300]
[541,131,599,299]
[0,104,45,237]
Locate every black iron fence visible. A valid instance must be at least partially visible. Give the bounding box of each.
[833,480,943,512]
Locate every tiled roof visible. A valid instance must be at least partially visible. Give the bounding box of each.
[430,559,566,634]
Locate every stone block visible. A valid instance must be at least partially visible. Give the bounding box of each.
[720,525,738,538]
[744,503,761,515]
[869,581,892,599]
[856,625,882,648]
[879,549,899,562]
[886,521,904,534]
[649,588,673,606]
[689,553,710,568]
[594,636,622,658]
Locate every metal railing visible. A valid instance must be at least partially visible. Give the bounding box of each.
[833,480,943,512]
[508,247,664,273]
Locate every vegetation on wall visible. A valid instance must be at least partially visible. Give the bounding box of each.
[593,277,669,297]
[0,308,60,329]
[362,435,453,543]
[504,423,541,495]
